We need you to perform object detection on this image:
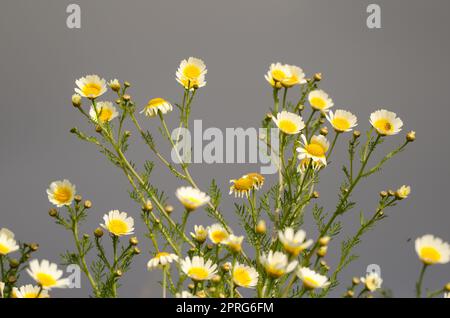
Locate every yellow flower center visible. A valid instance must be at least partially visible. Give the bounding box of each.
[303,276,319,289]
[310,97,327,109]
[53,186,72,204]
[271,69,287,82]
[245,173,265,186]
[233,177,254,191]
[148,98,166,108]
[278,119,298,134]
[98,107,113,122]
[306,143,326,157]
[82,83,102,97]
[420,246,441,264]
[332,117,351,131]
[183,64,202,79]
[283,244,303,256]
[374,119,393,134]
[188,267,209,280]
[156,252,170,258]
[107,219,129,236]
[211,230,228,244]
[24,292,39,298]
[36,272,57,288]
[266,266,284,278]
[233,268,252,287]
[0,243,11,255]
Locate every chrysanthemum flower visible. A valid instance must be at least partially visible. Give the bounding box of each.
[325,109,358,133]
[180,256,217,281]
[12,285,50,298]
[229,173,265,198]
[208,223,229,245]
[298,158,323,173]
[89,101,119,123]
[0,228,19,256]
[232,263,259,288]
[140,98,173,117]
[265,63,306,88]
[395,185,411,200]
[415,234,450,265]
[46,179,76,207]
[278,228,313,256]
[272,111,305,135]
[108,79,120,92]
[297,267,330,289]
[176,186,210,211]
[260,251,298,278]
[147,252,178,270]
[101,210,135,237]
[369,109,403,136]
[308,89,334,112]
[297,135,330,166]
[190,225,208,243]
[176,57,207,90]
[176,291,197,298]
[75,75,107,99]
[223,234,244,253]
[27,259,69,290]
[360,271,383,292]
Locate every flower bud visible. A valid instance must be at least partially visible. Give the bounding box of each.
[311,191,320,199]
[265,113,273,121]
[108,79,121,92]
[129,237,139,246]
[388,189,395,196]
[406,131,416,142]
[72,94,82,107]
[48,208,58,217]
[222,262,231,272]
[352,277,360,285]
[83,234,90,240]
[124,81,131,88]
[94,227,104,238]
[95,125,102,133]
[84,200,92,209]
[114,269,123,277]
[188,283,195,290]
[317,246,328,257]
[8,275,17,284]
[297,104,305,111]
[74,195,82,203]
[379,190,388,198]
[122,94,131,102]
[142,200,153,212]
[314,73,322,81]
[256,220,267,234]
[319,236,330,246]
[353,130,361,139]
[196,290,206,298]
[346,290,354,297]
[115,98,121,105]
[30,243,39,252]
[320,127,329,136]
[9,259,19,268]
[445,283,450,291]
[212,275,221,283]
[219,293,226,298]
[133,247,141,255]
[164,205,174,214]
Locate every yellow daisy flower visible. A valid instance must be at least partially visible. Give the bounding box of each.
[229,173,265,198]
[208,223,230,245]
[176,186,210,211]
[415,234,450,265]
[89,101,119,123]
[190,225,208,243]
[297,267,330,289]
[260,251,298,278]
[232,263,259,288]
[395,185,411,200]
[147,252,178,270]
[265,63,306,88]
[101,210,135,237]
[180,256,217,281]
[223,234,244,253]
[12,285,50,298]
[176,57,207,90]
[325,109,358,132]
[0,228,19,256]
[272,111,305,135]
[297,134,330,166]
[27,259,69,290]
[46,179,76,207]
[278,228,313,256]
[308,89,334,112]
[360,272,383,292]
[75,75,107,99]
[140,98,173,117]
[298,158,323,173]
[369,109,403,136]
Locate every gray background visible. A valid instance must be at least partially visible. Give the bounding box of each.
[0,0,449,298]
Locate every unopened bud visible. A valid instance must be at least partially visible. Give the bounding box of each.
[353,130,361,139]
[212,275,221,283]
[314,73,322,81]
[133,247,141,255]
[94,228,104,238]
[320,127,329,136]
[388,189,395,196]
[196,291,206,298]
[48,208,58,217]
[222,263,231,272]
[115,98,121,105]
[445,283,450,291]
[256,220,267,234]
[380,191,388,198]
[124,81,131,88]
[346,290,354,297]
[406,131,416,142]
[84,200,92,209]
[129,237,139,246]
[9,259,19,268]
[312,191,320,199]
[188,283,195,290]
[72,94,82,107]
[115,269,123,277]
[143,200,153,212]
[352,277,360,285]
[319,236,330,246]
[8,275,17,284]
[164,205,174,214]
[219,293,226,298]
[83,234,90,240]
[122,94,131,102]
[74,195,82,203]
[317,246,328,257]
[109,80,121,92]
[265,113,273,121]
[30,243,39,252]
[95,125,102,133]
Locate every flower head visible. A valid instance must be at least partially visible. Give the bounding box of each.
[229,173,265,198]
[278,228,313,256]
[176,57,207,90]
[265,63,306,88]
[260,251,298,278]
[208,223,229,245]
[223,234,244,253]
[180,256,217,281]
[27,259,69,290]
[369,109,403,136]
[297,267,330,289]
[0,228,19,256]
[360,271,383,292]
[108,79,121,92]
[190,225,208,243]
[47,179,76,207]
[298,158,323,173]
[176,186,210,211]
[415,234,450,265]
[395,185,411,200]
[101,210,135,237]
[326,109,358,132]
[13,285,50,298]
[89,101,119,123]
[272,111,305,135]
[140,98,173,117]
[232,263,259,288]
[297,135,330,166]
[75,75,107,99]
[308,90,334,112]
[147,252,178,270]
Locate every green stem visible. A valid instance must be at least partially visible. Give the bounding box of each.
[416,264,428,298]
[327,132,340,159]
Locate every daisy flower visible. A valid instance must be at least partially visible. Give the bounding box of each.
[74,75,107,99]
[325,109,358,133]
[12,285,50,298]
[180,256,217,281]
[232,263,259,288]
[260,251,298,278]
[140,98,173,117]
[0,228,19,256]
[190,225,208,243]
[265,63,306,88]
[297,134,330,166]
[101,210,135,237]
[360,271,383,292]
[108,79,120,92]
[176,186,210,211]
[298,158,323,173]
[415,234,450,265]
[272,111,305,135]
[27,259,69,289]
[395,185,411,200]
[147,252,178,270]
[176,57,207,90]
[208,223,229,245]
[369,109,403,136]
[176,291,197,298]
[229,173,265,198]
[89,101,119,123]
[297,267,330,289]
[46,179,76,207]
[308,89,334,112]
[223,234,244,253]
[278,228,313,256]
